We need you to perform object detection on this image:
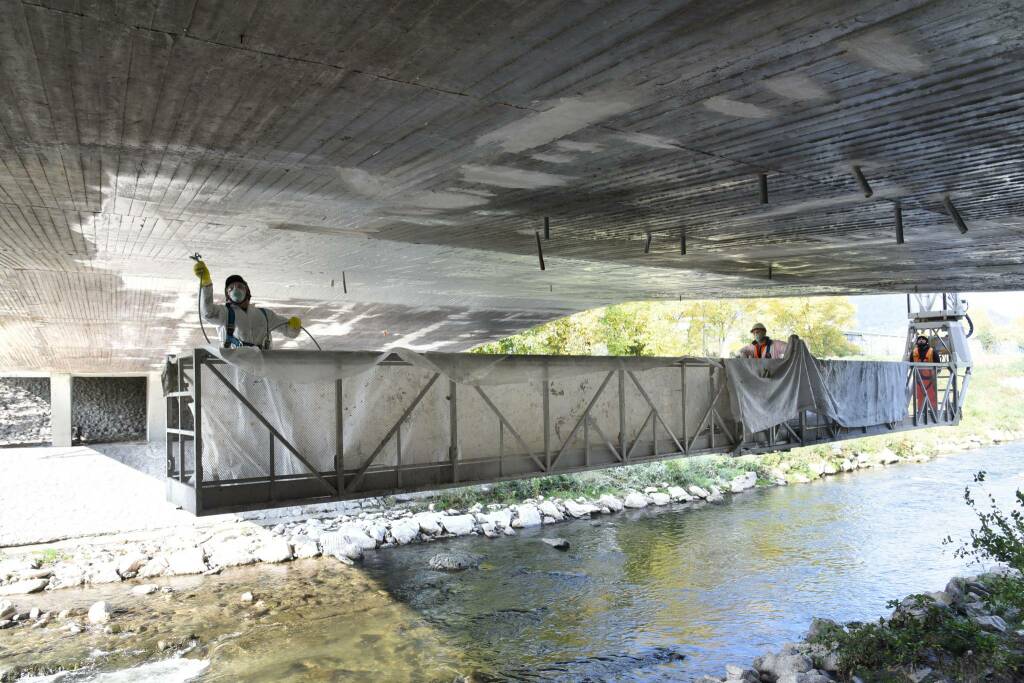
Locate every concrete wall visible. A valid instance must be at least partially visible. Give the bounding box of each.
[0,377,51,445]
[71,377,147,443]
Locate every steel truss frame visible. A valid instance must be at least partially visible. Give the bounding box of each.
[166,348,962,516]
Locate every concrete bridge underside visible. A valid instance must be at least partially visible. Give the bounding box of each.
[1,0,1023,374]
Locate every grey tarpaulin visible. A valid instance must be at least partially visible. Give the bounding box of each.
[202,346,702,386]
[187,347,718,481]
[186,342,907,481]
[723,336,909,434]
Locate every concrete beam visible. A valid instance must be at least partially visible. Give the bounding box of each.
[50,374,72,447]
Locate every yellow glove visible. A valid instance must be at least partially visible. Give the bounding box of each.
[193,260,212,287]
[288,316,302,331]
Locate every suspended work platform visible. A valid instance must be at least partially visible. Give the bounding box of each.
[165,332,969,516]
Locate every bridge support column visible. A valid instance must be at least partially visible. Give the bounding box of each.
[50,373,72,447]
[146,371,166,442]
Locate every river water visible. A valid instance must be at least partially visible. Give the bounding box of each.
[9,444,1023,682]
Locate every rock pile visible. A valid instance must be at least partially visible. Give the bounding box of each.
[699,569,1023,683]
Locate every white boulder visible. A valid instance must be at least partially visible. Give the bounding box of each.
[86,561,122,585]
[136,556,169,579]
[205,539,256,569]
[389,520,420,545]
[166,548,207,575]
[538,500,563,521]
[483,508,513,528]
[512,504,542,527]
[87,601,111,624]
[687,485,710,499]
[441,514,476,536]
[563,500,600,518]
[666,486,692,502]
[756,653,813,680]
[365,524,388,543]
[292,538,321,559]
[415,513,442,535]
[0,579,49,596]
[319,531,365,561]
[255,538,293,563]
[116,552,149,579]
[334,525,378,550]
[729,471,757,493]
[878,447,900,464]
[649,492,671,506]
[597,494,624,512]
[623,491,648,509]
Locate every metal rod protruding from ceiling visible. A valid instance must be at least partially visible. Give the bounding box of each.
[758,173,768,204]
[943,195,968,234]
[680,228,686,255]
[852,165,873,198]
[644,231,652,254]
[544,216,550,240]
[894,201,904,244]
[535,231,546,270]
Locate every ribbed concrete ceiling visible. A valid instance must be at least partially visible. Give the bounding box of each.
[1,0,1023,372]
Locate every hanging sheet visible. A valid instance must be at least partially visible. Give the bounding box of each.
[722,336,909,434]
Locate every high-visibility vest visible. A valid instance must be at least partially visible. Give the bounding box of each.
[912,346,937,380]
[754,340,774,358]
[911,346,936,363]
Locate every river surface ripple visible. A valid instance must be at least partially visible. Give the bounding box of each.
[10,444,1023,682]
[363,444,1023,681]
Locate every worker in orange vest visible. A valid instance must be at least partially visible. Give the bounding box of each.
[739,323,788,359]
[910,335,939,412]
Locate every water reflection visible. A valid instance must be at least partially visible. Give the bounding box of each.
[363,444,1022,680]
[7,445,1020,682]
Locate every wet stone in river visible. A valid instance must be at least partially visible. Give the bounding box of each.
[428,551,483,572]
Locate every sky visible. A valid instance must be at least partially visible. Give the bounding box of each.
[851,291,1024,336]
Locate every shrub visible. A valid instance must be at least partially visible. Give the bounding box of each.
[811,597,1009,679]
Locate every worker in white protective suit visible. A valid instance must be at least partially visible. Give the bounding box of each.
[192,260,302,349]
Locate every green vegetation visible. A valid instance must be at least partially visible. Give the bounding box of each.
[809,470,1024,681]
[431,457,764,510]
[473,297,859,358]
[32,547,69,565]
[812,597,1013,681]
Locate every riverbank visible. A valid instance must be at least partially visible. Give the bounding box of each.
[696,567,1024,683]
[0,431,1018,631]
[3,358,1021,594]
[3,443,1024,681]
[0,427,1020,604]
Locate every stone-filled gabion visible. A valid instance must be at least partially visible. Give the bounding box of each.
[71,377,146,443]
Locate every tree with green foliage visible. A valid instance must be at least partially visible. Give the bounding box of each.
[757,297,859,358]
[475,296,861,358]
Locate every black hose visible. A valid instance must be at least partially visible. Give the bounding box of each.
[964,314,974,338]
[269,322,322,351]
[196,285,212,345]
[190,253,212,345]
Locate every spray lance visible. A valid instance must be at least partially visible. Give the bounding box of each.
[189,252,212,345]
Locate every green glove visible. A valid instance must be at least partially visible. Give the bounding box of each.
[288,316,302,331]
[193,260,212,287]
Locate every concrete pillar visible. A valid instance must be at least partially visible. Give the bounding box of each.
[50,373,72,447]
[146,371,166,442]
